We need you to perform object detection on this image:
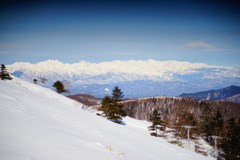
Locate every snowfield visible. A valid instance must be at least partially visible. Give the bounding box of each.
[0,76,213,160]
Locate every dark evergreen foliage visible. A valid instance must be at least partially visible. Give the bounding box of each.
[101,95,113,114]
[148,109,165,137]
[200,103,214,139]
[220,117,240,160]
[0,64,12,80]
[112,86,124,102]
[213,108,224,136]
[33,79,37,84]
[52,81,67,94]
[99,86,126,124]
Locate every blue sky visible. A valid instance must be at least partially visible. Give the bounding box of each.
[1,0,240,67]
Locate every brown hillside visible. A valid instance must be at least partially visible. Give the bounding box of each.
[122,97,240,122]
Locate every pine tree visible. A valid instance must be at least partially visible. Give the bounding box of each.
[213,108,224,136]
[52,81,67,94]
[112,86,124,102]
[148,109,165,137]
[101,95,113,113]
[200,102,214,139]
[0,64,12,80]
[33,79,38,84]
[220,117,240,160]
[111,86,127,118]
[99,86,126,124]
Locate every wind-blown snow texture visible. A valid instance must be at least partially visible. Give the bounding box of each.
[0,77,213,160]
[7,59,240,98]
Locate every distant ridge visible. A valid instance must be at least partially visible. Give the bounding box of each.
[6,59,240,98]
[179,85,240,102]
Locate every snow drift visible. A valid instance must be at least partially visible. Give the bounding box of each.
[0,76,213,160]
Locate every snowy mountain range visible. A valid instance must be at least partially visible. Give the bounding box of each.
[6,59,240,98]
[0,76,213,160]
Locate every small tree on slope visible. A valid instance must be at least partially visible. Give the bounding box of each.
[148,109,165,137]
[112,86,124,102]
[99,86,127,124]
[52,81,67,94]
[0,64,12,80]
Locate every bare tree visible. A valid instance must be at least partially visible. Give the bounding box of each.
[38,77,48,85]
[62,80,71,93]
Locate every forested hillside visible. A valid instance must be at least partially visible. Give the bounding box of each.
[122,97,240,159]
[123,97,240,121]
[69,91,240,159]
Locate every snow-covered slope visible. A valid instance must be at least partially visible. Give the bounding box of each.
[6,59,240,97]
[0,77,212,160]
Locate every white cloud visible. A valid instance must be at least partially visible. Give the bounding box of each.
[174,41,226,51]
[114,52,140,55]
[104,88,110,92]
[0,51,26,54]
[173,41,240,53]
[70,55,88,57]
[172,41,240,53]
[0,51,14,54]
[223,32,240,36]
[34,54,51,56]
[0,43,22,48]
[97,39,126,42]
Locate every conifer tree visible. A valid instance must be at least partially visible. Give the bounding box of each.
[112,86,124,102]
[220,117,240,160]
[101,95,113,113]
[52,81,67,94]
[99,86,126,124]
[33,79,37,84]
[213,108,224,136]
[148,109,165,137]
[200,103,214,139]
[0,64,12,80]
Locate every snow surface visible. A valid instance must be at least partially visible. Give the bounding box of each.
[0,76,213,160]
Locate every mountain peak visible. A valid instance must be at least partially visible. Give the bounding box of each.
[6,59,240,98]
[38,59,63,65]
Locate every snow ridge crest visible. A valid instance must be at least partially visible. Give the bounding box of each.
[7,59,224,76]
[5,59,240,97]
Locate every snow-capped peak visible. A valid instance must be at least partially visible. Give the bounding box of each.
[7,59,223,76]
[5,59,240,98]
